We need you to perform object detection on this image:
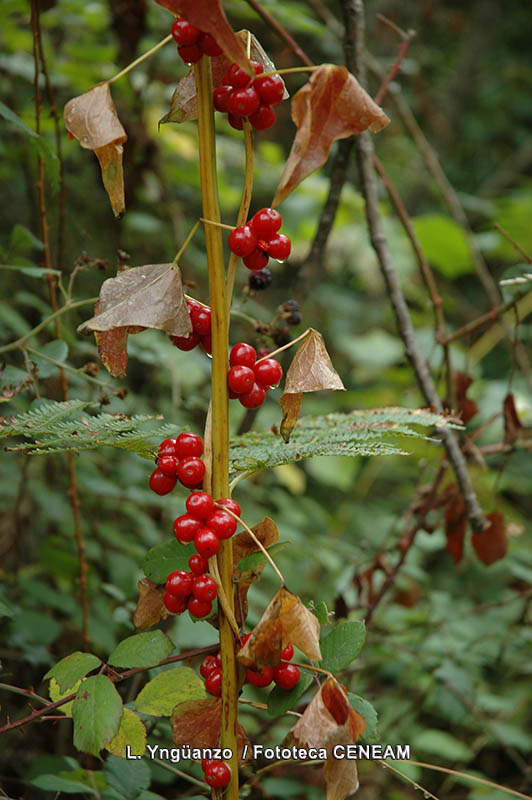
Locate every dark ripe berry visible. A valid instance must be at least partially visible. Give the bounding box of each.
[254,358,283,388]
[217,497,242,517]
[250,208,282,240]
[171,19,201,46]
[190,305,211,336]
[173,513,202,543]
[239,382,266,409]
[192,574,218,602]
[201,334,212,355]
[243,249,269,271]
[194,527,220,558]
[157,454,179,477]
[186,491,214,519]
[288,310,302,326]
[178,43,203,64]
[149,469,177,495]
[200,655,219,679]
[230,342,256,368]
[227,86,260,117]
[267,233,291,261]
[281,643,294,660]
[273,662,300,690]
[188,553,209,575]
[171,332,201,351]
[166,569,193,597]
[188,595,212,618]
[228,113,244,131]
[228,364,255,395]
[249,268,272,290]
[199,32,222,56]
[158,437,178,455]
[175,432,204,459]
[213,85,233,112]
[249,104,276,130]
[205,668,222,696]
[164,591,187,614]
[222,62,251,88]
[254,73,284,106]
[204,762,231,788]
[228,225,257,257]
[246,666,274,687]
[177,457,205,489]
[206,509,237,540]
[273,326,291,347]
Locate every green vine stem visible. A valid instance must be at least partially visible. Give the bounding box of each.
[194,56,239,798]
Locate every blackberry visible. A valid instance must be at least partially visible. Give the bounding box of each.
[249,268,272,290]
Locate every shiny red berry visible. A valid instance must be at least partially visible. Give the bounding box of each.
[217,497,242,517]
[166,570,193,597]
[206,509,237,539]
[175,432,204,459]
[188,595,212,618]
[251,60,264,75]
[157,454,179,477]
[243,249,269,271]
[230,342,256,368]
[228,365,255,395]
[249,104,276,130]
[201,758,215,771]
[188,553,209,575]
[246,666,274,687]
[171,332,201,351]
[227,86,260,117]
[192,574,218,602]
[222,63,250,88]
[254,74,284,106]
[190,305,211,336]
[200,655,220,679]
[149,469,177,495]
[250,208,282,240]
[201,334,212,355]
[281,643,294,660]
[228,225,258,257]
[158,438,178,455]
[173,513,202,543]
[164,591,187,614]
[273,662,300,689]
[204,762,231,788]
[267,233,291,261]
[177,457,205,489]
[239,382,266,409]
[194,527,220,558]
[199,32,222,57]
[186,491,215,519]
[178,43,203,64]
[213,85,232,112]
[171,19,201,46]
[228,113,244,130]
[254,358,283,387]
[205,668,222,696]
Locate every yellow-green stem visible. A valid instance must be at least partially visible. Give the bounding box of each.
[194,56,238,799]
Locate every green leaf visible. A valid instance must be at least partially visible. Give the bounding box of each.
[0,264,61,279]
[44,651,101,693]
[49,677,84,716]
[320,620,366,672]
[0,100,40,138]
[72,675,123,756]
[135,667,206,716]
[9,223,44,253]
[104,754,151,800]
[107,708,147,758]
[0,400,90,441]
[412,214,472,277]
[142,540,193,584]
[237,542,289,572]
[267,672,313,717]
[348,693,379,741]
[31,341,69,378]
[310,601,331,625]
[411,729,474,762]
[108,631,174,669]
[30,775,99,795]
[0,597,15,618]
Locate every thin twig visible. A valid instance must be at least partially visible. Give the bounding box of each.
[24,345,111,388]
[217,505,285,585]
[374,17,415,106]
[255,328,310,363]
[398,760,532,800]
[108,34,173,84]
[243,0,314,67]
[380,760,440,800]
[494,224,532,264]
[441,294,525,345]
[226,119,254,311]
[0,297,98,355]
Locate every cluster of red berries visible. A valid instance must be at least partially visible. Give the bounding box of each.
[149,433,205,496]
[174,491,241,559]
[213,61,284,131]
[201,758,231,788]
[164,558,217,619]
[228,342,282,409]
[171,18,222,64]
[171,299,211,354]
[228,208,290,271]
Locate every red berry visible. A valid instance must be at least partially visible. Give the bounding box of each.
[227,86,260,117]
[158,438,178,455]
[206,509,237,540]
[254,358,283,388]
[173,513,202,543]
[205,668,222,696]
[228,365,255,395]
[267,233,291,261]
[250,208,282,240]
[256,347,272,359]
[171,19,201,46]
[249,104,276,130]
[175,432,204,459]
[246,666,274,687]
[164,591,187,614]
[230,342,256,368]
[194,527,220,558]
[243,249,269,271]
[166,569,193,597]
[157,454,179,477]
[240,632,252,647]
[254,74,284,106]
[171,332,201,351]
[228,113,244,130]
[190,305,211,336]
[213,85,233,112]
[239,382,266,409]
[228,225,258,257]
[200,655,219,679]
[201,334,212,355]
[273,662,300,690]
[251,60,264,75]
[178,43,203,64]
[188,553,209,575]
[222,63,250,88]
[201,758,215,771]
[204,762,231,788]
[199,32,222,57]
[188,595,212,618]
[186,491,215,519]
[149,469,177,495]
[217,497,242,517]
[281,643,294,660]
[177,457,205,489]
[192,574,218,602]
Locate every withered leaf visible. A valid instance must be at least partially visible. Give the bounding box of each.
[445,489,467,565]
[237,587,321,668]
[503,393,522,444]
[472,510,507,566]
[171,697,249,762]
[454,372,478,424]
[273,65,389,206]
[232,517,279,569]
[133,578,168,629]
[280,392,302,444]
[155,0,251,73]
[64,84,127,217]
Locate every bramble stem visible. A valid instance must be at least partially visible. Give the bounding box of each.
[255,327,311,363]
[226,120,254,311]
[108,34,173,84]
[216,504,285,585]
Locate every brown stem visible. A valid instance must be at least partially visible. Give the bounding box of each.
[243,0,314,67]
[494,224,532,264]
[374,19,415,106]
[441,295,524,345]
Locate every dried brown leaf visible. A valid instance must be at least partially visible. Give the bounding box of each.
[94,143,125,218]
[133,578,168,629]
[472,510,507,566]
[232,517,279,569]
[284,330,345,394]
[273,65,389,206]
[503,393,522,444]
[171,698,249,762]
[280,392,302,444]
[454,371,478,424]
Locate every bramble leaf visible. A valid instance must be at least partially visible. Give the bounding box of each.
[44,651,100,693]
[108,631,174,669]
[106,708,147,758]
[320,620,365,673]
[135,667,205,716]
[72,675,122,755]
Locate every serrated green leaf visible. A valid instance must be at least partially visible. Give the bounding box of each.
[72,675,122,756]
[105,754,150,800]
[108,631,174,669]
[107,708,147,758]
[135,667,206,716]
[30,775,99,795]
[267,671,313,717]
[320,620,366,672]
[49,677,83,716]
[44,651,101,693]
[348,693,379,741]
[237,542,289,572]
[142,540,193,583]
